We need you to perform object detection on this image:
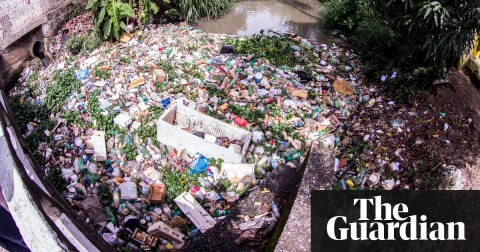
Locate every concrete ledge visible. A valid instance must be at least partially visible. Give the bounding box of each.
[274,143,335,252]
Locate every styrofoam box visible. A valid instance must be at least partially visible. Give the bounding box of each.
[156,103,252,163]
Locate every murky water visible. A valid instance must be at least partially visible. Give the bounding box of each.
[195,0,328,43]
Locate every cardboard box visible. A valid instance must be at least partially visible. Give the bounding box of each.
[132,228,158,247]
[153,69,167,83]
[148,183,166,204]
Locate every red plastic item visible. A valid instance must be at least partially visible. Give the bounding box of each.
[231,113,248,127]
[264,97,273,104]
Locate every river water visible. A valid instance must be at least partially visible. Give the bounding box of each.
[195,0,328,43]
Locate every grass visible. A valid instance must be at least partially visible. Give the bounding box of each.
[177,0,239,23]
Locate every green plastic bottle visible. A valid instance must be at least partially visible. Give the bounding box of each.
[285,152,301,161]
[104,206,116,225]
[139,145,151,160]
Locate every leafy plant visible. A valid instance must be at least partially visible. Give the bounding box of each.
[97,184,113,206]
[205,84,227,100]
[321,0,480,99]
[119,55,131,64]
[139,0,160,26]
[215,178,231,192]
[87,90,122,138]
[164,8,180,20]
[136,124,156,143]
[86,0,159,40]
[63,110,82,125]
[86,0,135,40]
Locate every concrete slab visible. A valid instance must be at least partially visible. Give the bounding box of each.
[274,143,335,252]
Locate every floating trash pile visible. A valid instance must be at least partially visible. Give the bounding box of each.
[10,24,366,250]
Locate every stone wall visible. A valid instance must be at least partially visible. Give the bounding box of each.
[0,0,77,89]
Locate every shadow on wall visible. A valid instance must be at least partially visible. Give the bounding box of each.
[0,27,45,92]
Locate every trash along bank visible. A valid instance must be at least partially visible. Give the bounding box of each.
[8,23,365,251]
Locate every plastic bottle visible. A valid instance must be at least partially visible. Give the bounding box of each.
[257,156,269,167]
[104,206,117,225]
[257,89,269,97]
[271,202,281,219]
[126,202,142,216]
[139,145,151,160]
[247,84,253,96]
[255,72,263,83]
[285,152,301,161]
[205,191,220,202]
[161,203,172,219]
[215,209,231,217]
[113,187,120,208]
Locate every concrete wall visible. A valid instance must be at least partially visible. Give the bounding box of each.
[0,0,76,89]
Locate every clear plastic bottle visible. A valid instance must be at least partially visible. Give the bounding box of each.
[113,187,120,208]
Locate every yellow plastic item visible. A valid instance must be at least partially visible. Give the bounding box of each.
[346,179,355,188]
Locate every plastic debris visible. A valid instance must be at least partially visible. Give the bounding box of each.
[9,22,366,250]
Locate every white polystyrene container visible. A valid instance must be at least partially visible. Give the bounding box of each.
[156,103,252,163]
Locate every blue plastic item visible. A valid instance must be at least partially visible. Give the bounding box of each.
[161,97,171,108]
[75,70,89,80]
[189,154,210,174]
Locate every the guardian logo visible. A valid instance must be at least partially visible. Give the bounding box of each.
[326,196,466,241]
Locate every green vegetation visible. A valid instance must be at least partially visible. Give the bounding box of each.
[47,167,68,193]
[321,0,480,101]
[119,55,131,64]
[97,184,113,206]
[165,170,200,202]
[122,142,137,160]
[93,66,111,79]
[44,69,80,112]
[87,90,123,139]
[205,84,227,100]
[86,0,159,40]
[66,31,100,54]
[224,31,299,66]
[229,104,265,124]
[9,69,79,152]
[136,123,156,143]
[215,178,232,192]
[85,0,241,40]
[176,0,239,23]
